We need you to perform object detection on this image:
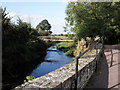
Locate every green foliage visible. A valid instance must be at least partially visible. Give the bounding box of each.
[56,42,76,57]
[46,42,55,48]
[65,49,74,57]
[36,19,51,31]
[38,30,50,36]
[65,2,120,44]
[2,8,47,89]
[57,43,68,52]
[36,19,52,35]
[24,76,35,83]
[2,7,47,61]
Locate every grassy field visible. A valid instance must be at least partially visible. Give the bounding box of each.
[54,36,71,40]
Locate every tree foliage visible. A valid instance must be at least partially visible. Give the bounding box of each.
[36,19,52,35]
[65,2,120,44]
[2,7,47,89]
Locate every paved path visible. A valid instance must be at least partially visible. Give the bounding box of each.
[85,49,120,89]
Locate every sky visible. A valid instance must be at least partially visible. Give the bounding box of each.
[1,1,72,34]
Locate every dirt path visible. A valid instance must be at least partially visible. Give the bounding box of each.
[85,49,120,89]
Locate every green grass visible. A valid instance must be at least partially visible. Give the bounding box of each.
[56,42,76,57]
[54,36,70,40]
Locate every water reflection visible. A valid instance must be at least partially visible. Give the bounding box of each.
[30,45,73,78]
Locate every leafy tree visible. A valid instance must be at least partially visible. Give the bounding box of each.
[2,7,47,89]
[36,19,51,32]
[65,2,120,44]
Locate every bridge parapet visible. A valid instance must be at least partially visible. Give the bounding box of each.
[43,39,74,42]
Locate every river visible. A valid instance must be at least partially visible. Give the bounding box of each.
[30,44,73,78]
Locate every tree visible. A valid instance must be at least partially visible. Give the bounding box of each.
[65,2,120,44]
[2,7,47,89]
[36,19,51,32]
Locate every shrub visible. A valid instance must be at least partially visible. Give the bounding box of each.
[65,49,74,57]
[38,30,49,36]
[24,76,35,83]
[56,42,76,57]
[74,39,86,56]
[46,42,55,48]
[2,8,48,90]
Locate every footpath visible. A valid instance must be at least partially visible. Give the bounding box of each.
[86,46,120,90]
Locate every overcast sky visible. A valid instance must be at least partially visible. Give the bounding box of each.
[1,1,73,34]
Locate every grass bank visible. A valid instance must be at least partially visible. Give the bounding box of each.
[56,42,76,57]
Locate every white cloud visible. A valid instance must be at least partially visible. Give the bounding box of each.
[7,12,45,19]
[1,0,78,3]
[6,12,66,34]
[0,0,67,2]
[51,23,66,34]
[1,0,119,2]
[7,12,47,27]
[62,0,77,3]
[62,0,70,3]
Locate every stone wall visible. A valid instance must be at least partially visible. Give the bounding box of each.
[15,49,103,89]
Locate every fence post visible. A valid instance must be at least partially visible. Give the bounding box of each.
[75,56,79,90]
[74,38,101,89]
[101,36,104,57]
[110,49,113,67]
[102,36,104,48]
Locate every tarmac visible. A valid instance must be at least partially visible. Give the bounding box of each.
[85,47,120,90]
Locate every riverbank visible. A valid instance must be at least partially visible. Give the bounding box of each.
[2,40,48,90]
[2,8,50,90]
[2,57,44,90]
[56,42,76,57]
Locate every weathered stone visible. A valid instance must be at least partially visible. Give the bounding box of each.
[15,49,103,89]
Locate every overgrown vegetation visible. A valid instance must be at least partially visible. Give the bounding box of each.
[56,37,100,57]
[24,76,35,83]
[56,42,76,57]
[2,8,48,89]
[46,42,55,48]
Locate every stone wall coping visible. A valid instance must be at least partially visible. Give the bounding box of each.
[15,49,100,89]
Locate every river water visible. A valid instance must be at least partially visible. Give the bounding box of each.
[30,45,73,78]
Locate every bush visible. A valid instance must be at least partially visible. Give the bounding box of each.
[38,30,50,36]
[56,42,76,57]
[2,8,48,90]
[24,76,35,83]
[65,49,74,57]
[45,41,55,48]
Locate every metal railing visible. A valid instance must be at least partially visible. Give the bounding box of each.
[75,37,104,89]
